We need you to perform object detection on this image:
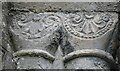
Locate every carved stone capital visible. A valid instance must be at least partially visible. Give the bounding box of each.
[2,1,120,69]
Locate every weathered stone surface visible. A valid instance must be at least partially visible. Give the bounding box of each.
[1,1,120,70]
[2,0,120,2]
[0,51,2,70]
[118,47,120,70]
[0,1,3,70]
[8,2,120,12]
[118,14,120,70]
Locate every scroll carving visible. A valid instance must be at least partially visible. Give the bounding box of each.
[5,11,119,69]
[64,13,118,39]
[10,12,118,40]
[10,12,61,39]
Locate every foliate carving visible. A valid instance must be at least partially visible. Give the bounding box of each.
[64,13,118,39]
[11,12,117,40]
[43,14,61,27]
[10,12,61,39]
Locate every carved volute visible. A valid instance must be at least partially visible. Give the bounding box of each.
[1,1,120,70]
[9,12,62,69]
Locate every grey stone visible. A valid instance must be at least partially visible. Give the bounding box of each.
[0,1,3,70]
[1,1,120,70]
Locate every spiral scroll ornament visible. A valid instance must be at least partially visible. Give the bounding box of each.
[11,13,61,39]
[64,13,117,39]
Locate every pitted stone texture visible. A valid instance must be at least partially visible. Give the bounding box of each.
[60,12,118,56]
[0,1,2,69]
[0,51,2,70]
[63,12,118,40]
[10,12,118,54]
[15,57,52,69]
[65,57,110,69]
[10,12,61,56]
[9,12,62,69]
[2,2,119,69]
[2,0,120,2]
[7,12,118,69]
[9,2,120,12]
[118,47,120,70]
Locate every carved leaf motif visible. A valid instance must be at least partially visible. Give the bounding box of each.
[64,13,115,39]
[70,14,83,24]
[20,12,34,23]
[94,14,109,28]
[70,13,110,34]
[12,13,61,39]
[43,15,61,27]
[18,13,42,35]
[82,21,92,34]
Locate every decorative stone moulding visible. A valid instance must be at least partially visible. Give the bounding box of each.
[11,12,118,40]
[1,1,120,70]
